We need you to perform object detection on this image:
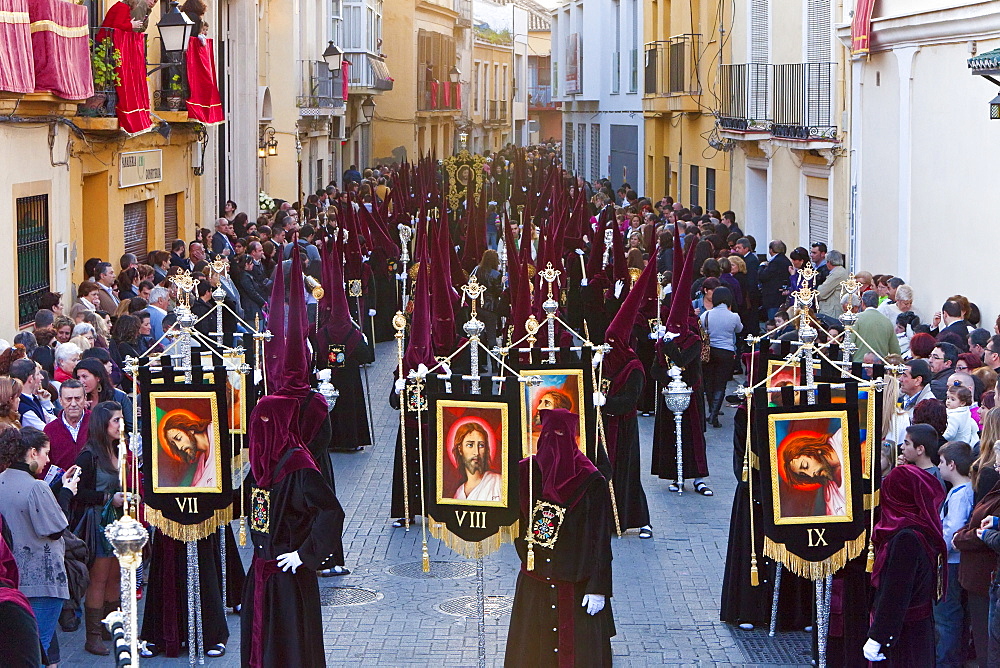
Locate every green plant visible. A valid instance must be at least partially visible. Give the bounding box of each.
[91,37,122,89]
[168,74,183,93]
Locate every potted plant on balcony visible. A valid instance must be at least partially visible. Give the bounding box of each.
[80,37,122,117]
[166,74,184,111]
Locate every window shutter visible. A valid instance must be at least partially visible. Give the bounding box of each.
[124,201,148,260]
[164,193,179,249]
[808,196,829,247]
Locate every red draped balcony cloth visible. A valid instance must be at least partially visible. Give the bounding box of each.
[28,0,93,100]
[0,0,35,94]
[184,36,223,124]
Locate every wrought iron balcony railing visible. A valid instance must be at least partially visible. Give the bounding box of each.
[643,35,701,97]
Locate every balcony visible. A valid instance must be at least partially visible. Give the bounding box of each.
[644,35,701,97]
[527,84,558,110]
[296,61,344,116]
[417,81,461,112]
[717,62,837,144]
[484,100,508,123]
[772,63,836,141]
[456,0,472,27]
[718,63,771,135]
[345,52,394,93]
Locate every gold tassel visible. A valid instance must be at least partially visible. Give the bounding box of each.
[422,544,430,573]
[238,517,247,547]
[527,545,535,571]
[750,555,759,587]
[741,462,749,483]
[865,543,874,573]
[763,533,867,581]
[144,505,234,542]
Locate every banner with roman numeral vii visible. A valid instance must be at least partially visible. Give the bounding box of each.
[139,369,234,542]
[426,389,523,557]
[750,389,868,581]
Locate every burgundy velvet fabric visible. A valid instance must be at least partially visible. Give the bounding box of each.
[871,464,947,590]
[0,515,33,616]
[248,396,318,489]
[522,409,598,511]
[602,245,659,379]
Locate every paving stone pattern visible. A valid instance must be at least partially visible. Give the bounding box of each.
[57,341,810,667]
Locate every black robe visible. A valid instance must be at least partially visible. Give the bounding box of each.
[603,367,650,531]
[634,322,657,414]
[139,530,232,656]
[328,340,374,451]
[720,405,812,630]
[650,339,709,480]
[241,465,345,668]
[505,464,615,667]
[389,381,436,519]
[868,529,936,667]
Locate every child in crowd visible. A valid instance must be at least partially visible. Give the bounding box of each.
[944,384,980,446]
[899,423,946,490]
[934,441,975,667]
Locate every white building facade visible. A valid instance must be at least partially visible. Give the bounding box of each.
[838,0,1000,325]
[552,0,645,189]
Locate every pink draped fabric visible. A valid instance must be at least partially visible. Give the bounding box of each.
[28,0,93,100]
[429,80,439,108]
[184,36,223,124]
[341,59,349,101]
[0,0,35,94]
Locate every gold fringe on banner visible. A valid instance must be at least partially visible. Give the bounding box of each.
[428,517,520,560]
[864,489,881,510]
[144,505,233,542]
[763,533,867,581]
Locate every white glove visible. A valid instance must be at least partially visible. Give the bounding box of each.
[591,350,604,368]
[592,391,606,407]
[394,378,406,395]
[396,273,406,281]
[277,551,304,573]
[581,594,605,616]
[580,278,588,287]
[368,308,377,317]
[574,248,585,256]
[862,639,885,662]
[613,280,624,299]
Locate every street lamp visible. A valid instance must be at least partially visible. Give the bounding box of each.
[157,1,195,54]
[323,41,344,71]
[259,126,277,158]
[449,65,461,84]
[361,96,376,124]
[992,94,1000,120]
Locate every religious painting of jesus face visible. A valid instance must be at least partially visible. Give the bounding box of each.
[521,369,587,456]
[768,411,853,525]
[150,392,223,494]
[436,400,508,507]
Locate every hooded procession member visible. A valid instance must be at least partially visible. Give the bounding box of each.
[597,247,658,537]
[241,395,346,668]
[278,241,349,575]
[505,409,615,667]
[316,232,374,453]
[650,224,712,496]
[864,465,946,667]
[389,252,437,526]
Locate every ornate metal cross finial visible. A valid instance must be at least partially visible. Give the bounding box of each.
[208,257,229,276]
[840,272,861,297]
[462,274,486,318]
[539,261,561,301]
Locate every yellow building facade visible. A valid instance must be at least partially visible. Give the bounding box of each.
[374,0,467,162]
[642,0,731,210]
[470,38,514,154]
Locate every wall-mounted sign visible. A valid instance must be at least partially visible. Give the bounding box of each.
[119,149,163,188]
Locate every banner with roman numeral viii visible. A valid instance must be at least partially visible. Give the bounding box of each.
[426,389,522,557]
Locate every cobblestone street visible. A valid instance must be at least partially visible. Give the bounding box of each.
[59,341,811,667]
